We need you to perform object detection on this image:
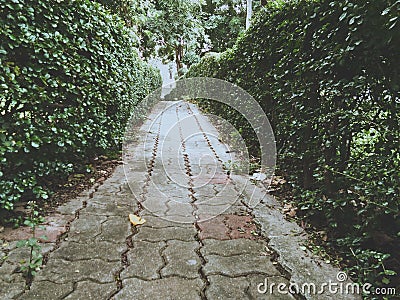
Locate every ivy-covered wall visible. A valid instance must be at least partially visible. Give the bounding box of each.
[186,0,399,286]
[0,0,161,210]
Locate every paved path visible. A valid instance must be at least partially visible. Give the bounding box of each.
[1,101,360,299]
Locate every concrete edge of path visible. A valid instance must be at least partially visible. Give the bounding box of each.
[231,175,362,300]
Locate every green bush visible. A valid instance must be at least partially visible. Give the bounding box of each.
[187,0,399,286]
[0,0,161,211]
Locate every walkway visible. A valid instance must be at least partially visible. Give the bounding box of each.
[1,101,359,299]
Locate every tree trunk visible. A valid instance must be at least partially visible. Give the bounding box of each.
[246,0,252,30]
[302,124,314,189]
[175,45,183,73]
[323,115,340,196]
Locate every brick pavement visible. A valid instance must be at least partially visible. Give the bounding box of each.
[0,101,360,299]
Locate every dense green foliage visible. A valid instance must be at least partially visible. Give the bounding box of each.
[202,0,247,52]
[0,0,161,211]
[103,0,209,72]
[187,0,400,287]
[139,0,209,73]
[94,0,134,21]
[148,0,207,70]
[201,0,261,52]
[92,0,254,74]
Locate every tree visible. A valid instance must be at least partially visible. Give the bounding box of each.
[94,0,138,26]
[201,0,260,52]
[246,0,252,29]
[138,0,209,74]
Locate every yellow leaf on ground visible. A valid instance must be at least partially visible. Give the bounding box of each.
[287,209,297,217]
[129,214,146,226]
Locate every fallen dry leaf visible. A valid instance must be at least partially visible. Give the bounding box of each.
[272,176,287,185]
[96,177,106,183]
[287,209,297,217]
[283,203,297,218]
[283,203,293,212]
[316,230,328,242]
[129,214,146,226]
[300,220,308,229]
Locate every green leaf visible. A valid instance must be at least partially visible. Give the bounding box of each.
[339,12,347,21]
[382,277,390,285]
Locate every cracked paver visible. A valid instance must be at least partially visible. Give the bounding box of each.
[35,258,119,284]
[203,254,281,277]
[115,277,204,300]
[20,281,73,300]
[121,241,165,280]
[200,239,266,257]
[63,281,116,299]
[0,101,360,300]
[206,275,296,300]
[51,241,125,261]
[161,240,202,279]
[132,226,197,242]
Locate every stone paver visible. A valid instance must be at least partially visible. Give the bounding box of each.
[121,241,165,280]
[63,281,116,299]
[96,216,131,243]
[68,215,107,242]
[201,239,266,257]
[224,214,258,240]
[55,198,85,215]
[35,258,118,284]
[203,254,281,277]
[0,214,71,243]
[20,281,73,300]
[132,226,197,242]
[161,240,202,279]
[115,277,203,300]
[197,214,259,240]
[0,280,25,299]
[140,214,191,228]
[206,275,296,300]
[206,275,250,299]
[82,199,133,217]
[51,241,125,261]
[198,216,229,240]
[246,275,297,299]
[0,101,360,300]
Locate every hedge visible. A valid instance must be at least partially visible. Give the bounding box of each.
[186,0,399,286]
[0,0,161,211]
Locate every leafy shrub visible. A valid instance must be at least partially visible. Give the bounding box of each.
[0,0,161,211]
[186,0,399,287]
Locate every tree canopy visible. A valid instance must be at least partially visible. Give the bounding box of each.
[93,0,260,72]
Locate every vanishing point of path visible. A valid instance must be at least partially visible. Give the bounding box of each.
[1,101,360,299]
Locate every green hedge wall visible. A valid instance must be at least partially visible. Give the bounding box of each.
[187,0,399,285]
[0,0,161,210]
